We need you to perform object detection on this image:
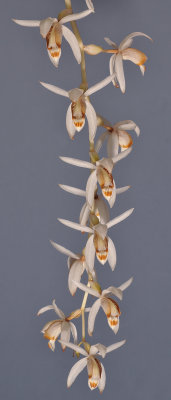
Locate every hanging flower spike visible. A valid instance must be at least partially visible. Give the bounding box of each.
[57,339,125,392]
[50,240,93,295]
[58,208,134,271]
[40,74,114,141]
[59,147,131,209]
[104,32,152,93]
[59,183,130,226]
[37,300,78,351]
[12,2,94,68]
[73,278,133,335]
[95,119,140,157]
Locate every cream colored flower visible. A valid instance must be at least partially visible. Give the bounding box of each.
[58,208,134,271]
[57,339,126,392]
[12,2,94,67]
[104,32,152,93]
[40,74,113,141]
[74,278,133,335]
[60,147,131,209]
[95,119,140,157]
[37,300,77,351]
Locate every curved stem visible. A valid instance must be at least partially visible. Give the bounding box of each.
[65,0,88,91]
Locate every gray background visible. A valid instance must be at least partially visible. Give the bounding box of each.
[0,0,171,399]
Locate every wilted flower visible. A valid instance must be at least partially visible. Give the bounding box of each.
[40,74,113,141]
[50,241,96,295]
[95,119,140,157]
[74,278,133,335]
[58,339,126,392]
[12,1,94,67]
[37,300,78,351]
[58,208,134,271]
[59,183,130,226]
[59,147,131,209]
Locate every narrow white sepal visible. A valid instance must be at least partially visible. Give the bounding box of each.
[40,82,69,98]
[50,240,79,260]
[118,277,133,292]
[85,74,114,97]
[106,339,126,354]
[107,208,134,229]
[58,218,93,234]
[72,280,100,298]
[59,184,86,197]
[60,9,93,25]
[58,340,87,356]
[59,156,95,169]
[12,19,40,27]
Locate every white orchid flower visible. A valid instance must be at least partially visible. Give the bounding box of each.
[59,183,130,225]
[12,2,94,68]
[60,147,131,209]
[58,208,134,271]
[40,74,114,141]
[73,277,133,335]
[50,240,95,295]
[37,300,78,351]
[95,119,140,157]
[57,339,126,392]
[104,32,152,93]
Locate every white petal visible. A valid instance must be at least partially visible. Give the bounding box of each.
[68,261,84,296]
[85,100,97,142]
[140,65,146,75]
[93,223,108,240]
[108,186,116,208]
[59,156,95,169]
[95,196,110,224]
[90,343,107,358]
[116,185,130,195]
[50,240,79,260]
[60,321,71,349]
[52,300,65,319]
[107,208,134,229]
[68,88,83,102]
[109,54,118,86]
[37,305,54,316]
[106,339,126,354]
[115,120,140,136]
[62,25,81,64]
[67,357,87,388]
[85,75,114,97]
[112,147,132,164]
[86,0,94,11]
[70,322,78,344]
[115,54,125,93]
[60,9,93,25]
[98,363,106,393]
[58,218,93,233]
[88,299,101,336]
[118,277,133,292]
[85,235,96,272]
[107,237,117,271]
[102,286,122,300]
[86,170,97,209]
[104,37,117,48]
[107,133,119,158]
[79,203,90,226]
[73,281,100,298]
[12,19,40,27]
[66,104,76,139]
[95,131,108,153]
[119,32,152,51]
[40,82,69,97]
[58,340,87,356]
[39,17,56,38]
[59,184,86,197]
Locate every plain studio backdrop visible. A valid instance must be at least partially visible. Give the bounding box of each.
[0,0,170,399]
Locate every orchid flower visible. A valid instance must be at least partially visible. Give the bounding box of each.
[58,208,134,271]
[57,339,126,391]
[50,240,96,295]
[60,147,131,209]
[37,300,78,351]
[12,1,94,68]
[40,74,114,141]
[74,277,133,335]
[95,119,140,157]
[59,183,130,225]
[104,32,152,93]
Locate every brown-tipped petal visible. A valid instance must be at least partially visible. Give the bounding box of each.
[122,48,147,65]
[118,130,133,149]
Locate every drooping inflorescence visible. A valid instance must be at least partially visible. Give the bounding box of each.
[13,0,151,392]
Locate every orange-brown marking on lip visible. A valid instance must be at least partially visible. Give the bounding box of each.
[103,190,112,197]
[97,254,107,261]
[44,333,55,340]
[50,50,60,58]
